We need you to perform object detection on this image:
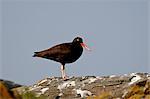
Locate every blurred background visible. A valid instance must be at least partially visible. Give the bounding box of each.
[0,0,150,85]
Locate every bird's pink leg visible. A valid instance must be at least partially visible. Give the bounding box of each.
[61,65,68,80]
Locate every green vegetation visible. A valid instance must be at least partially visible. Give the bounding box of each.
[21,91,47,99]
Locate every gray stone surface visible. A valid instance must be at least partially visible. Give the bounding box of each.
[1,73,150,99]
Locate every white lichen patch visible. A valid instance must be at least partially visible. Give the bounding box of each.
[122,91,128,98]
[58,93,63,96]
[81,77,97,87]
[41,87,49,94]
[109,75,116,78]
[29,86,42,91]
[146,74,150,80]
[128,75,141,85]
[116,98,121,99]
[57,81,76,91]
[123,74,128,76]
[76,89,92,98]
[96,76,103,80]
[88,78,97,83]
[130,72,137,77]
[81,77,98,87]
[37,79,49,85]
[81,76,86,79]
[33,84,37,88]
[83,78,97,84]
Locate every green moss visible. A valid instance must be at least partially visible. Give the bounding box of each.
[21,91,47,99]
[17,88,48,99]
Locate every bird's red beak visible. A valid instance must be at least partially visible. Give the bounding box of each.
[80,43,91,51]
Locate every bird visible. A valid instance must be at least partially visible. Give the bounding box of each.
[33,37,90,80]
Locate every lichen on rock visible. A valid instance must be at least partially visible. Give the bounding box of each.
[0,73,150,99]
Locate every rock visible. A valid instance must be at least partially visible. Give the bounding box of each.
[0,79,22,89]
[0,79,22,99]
[0,82,14,99]
[0,72,150,99]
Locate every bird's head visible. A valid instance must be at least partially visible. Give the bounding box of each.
[73,37,83,43]
[73,37,91,51]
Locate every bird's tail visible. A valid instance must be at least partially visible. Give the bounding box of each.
[33,52,39,57]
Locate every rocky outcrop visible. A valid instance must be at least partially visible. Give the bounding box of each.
[0,73,150,99]
[0,79,22,99]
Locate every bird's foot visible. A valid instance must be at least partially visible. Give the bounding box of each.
[62,75,69,80]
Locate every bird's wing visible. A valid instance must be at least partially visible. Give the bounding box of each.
[35,43,72,60]
[47,43,72,56]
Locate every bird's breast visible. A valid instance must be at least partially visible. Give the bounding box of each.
[64,45,83,63]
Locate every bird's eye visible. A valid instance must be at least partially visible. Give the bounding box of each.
[77,39,79,41]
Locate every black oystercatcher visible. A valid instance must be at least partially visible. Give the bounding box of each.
[33,37,90,80]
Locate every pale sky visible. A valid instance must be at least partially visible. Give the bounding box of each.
[1,0,150,85]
